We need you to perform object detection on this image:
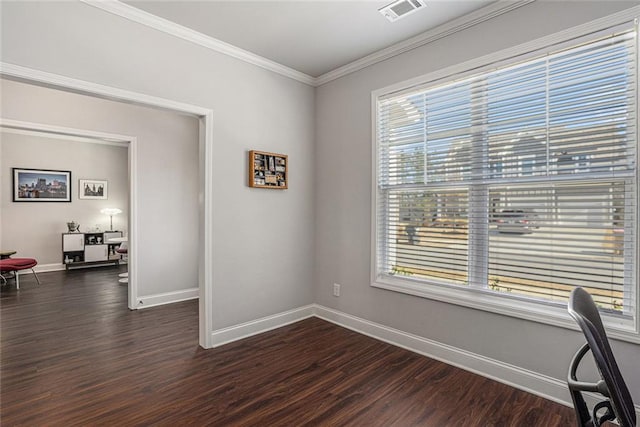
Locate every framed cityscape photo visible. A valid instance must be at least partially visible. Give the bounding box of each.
[13,168,72,202]
[79,179,108,200]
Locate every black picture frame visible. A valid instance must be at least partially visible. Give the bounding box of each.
[13,167,72,202]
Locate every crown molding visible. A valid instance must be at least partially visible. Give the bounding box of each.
[372,4,640,100]
[80,0,538,88]
[315,0,535,86]
[80,0,317,86]
[4,2,637,89]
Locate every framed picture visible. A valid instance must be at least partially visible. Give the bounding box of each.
[79,179,108,200]
[249,150,288,189]
[13,168,71,202]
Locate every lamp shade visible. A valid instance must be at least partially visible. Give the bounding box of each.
[100,208,122,216]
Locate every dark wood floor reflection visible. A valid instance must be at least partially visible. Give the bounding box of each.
[1,269,575,426]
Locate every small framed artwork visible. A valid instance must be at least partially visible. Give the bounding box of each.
[79,179,108,200]
[13,168,72,202]
[249,150,288,189]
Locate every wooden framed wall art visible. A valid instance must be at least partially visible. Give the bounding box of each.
[249,150,288,189]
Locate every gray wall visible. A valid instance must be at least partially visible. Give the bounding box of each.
[1,0,637,406]
[1,130,128,265]
[0,1,316,327]
[1,79,200,297]
[314,0,640,402]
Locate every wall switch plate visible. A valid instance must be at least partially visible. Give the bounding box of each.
[333,283,341,297]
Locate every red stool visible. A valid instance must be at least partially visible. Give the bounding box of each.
[0,258,41,289]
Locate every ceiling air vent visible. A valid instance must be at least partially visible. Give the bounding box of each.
[379,0,426,22]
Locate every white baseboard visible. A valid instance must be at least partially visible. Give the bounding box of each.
[137,287,199,309]
[32,263,65,273]
[313,304,640,420]
[203,302,639,419]
[211,304,315,348]
[314,305,570,403]
[25,263,121,273]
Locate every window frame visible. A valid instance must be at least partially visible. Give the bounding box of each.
[370,17,640,343]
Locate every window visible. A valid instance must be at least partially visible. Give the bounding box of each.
[374,26,638,338]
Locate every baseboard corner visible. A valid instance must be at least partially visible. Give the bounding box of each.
[211,304,315,348]
[312,304,577,410]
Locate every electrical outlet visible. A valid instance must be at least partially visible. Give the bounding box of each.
[333,283,341,297]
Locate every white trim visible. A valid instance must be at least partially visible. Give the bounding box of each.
[0,118,135,146]
[315,0,535,86]
[370,8,640,344]
[372,5,640,98]
[28,263,129,273]
[314,305,569,405]
[373,279,640,344]
[65,263,120,271]
[313,304,640,420]
[202,304,640,419]
[0,64,214,349]
[210,305,315,348]
[80,0,315,86]
[79,0,536,87]
[370,92,380,301]
[31,263,65,273]
[10,1,635,90]
[137,287,199,309]
[127,136,138,310]
[0,63,210,117]
[199,112,215,348]
[1,126,128,147]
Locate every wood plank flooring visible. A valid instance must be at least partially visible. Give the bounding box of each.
[1,268,576,426]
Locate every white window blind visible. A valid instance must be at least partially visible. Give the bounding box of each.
[376,28,637,318]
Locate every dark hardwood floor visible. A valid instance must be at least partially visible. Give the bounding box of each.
[1,268,576,426]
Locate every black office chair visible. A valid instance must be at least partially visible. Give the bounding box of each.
[567,287,636,427]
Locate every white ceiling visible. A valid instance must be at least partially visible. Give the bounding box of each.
[124,0,497,78]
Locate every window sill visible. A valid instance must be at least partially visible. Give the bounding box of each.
[371,274,640,344]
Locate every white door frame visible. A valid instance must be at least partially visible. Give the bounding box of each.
[1,62,215,349]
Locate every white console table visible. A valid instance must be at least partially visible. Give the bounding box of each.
[62,231,122,269]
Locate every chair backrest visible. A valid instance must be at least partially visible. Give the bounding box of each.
[568,287,636,427]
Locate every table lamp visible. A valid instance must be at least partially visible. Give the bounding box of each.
[100,208,122,231]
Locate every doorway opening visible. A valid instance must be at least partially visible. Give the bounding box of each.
[0,121,136,308]
[0,67,214,348]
